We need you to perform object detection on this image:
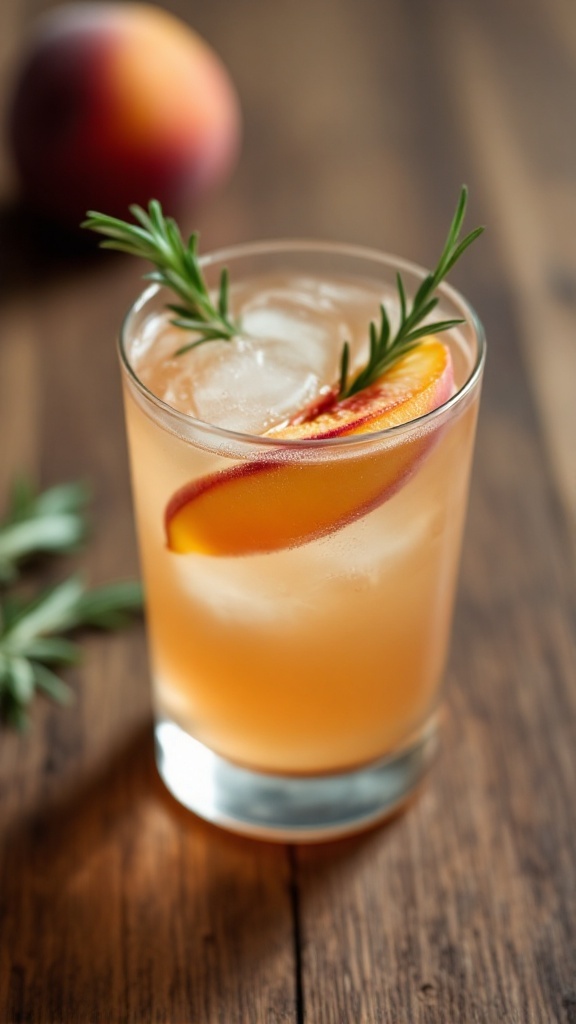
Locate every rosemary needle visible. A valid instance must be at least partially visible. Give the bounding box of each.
[338,186,484,399]
[83,200,237,353]
[0,575,143,728]
[0,479,143,728]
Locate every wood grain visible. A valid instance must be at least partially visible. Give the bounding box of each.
[441,0,576,545]
[1,0,575,1021]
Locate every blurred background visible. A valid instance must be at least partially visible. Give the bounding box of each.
[0,0,574,541]
[1,3,575,1022]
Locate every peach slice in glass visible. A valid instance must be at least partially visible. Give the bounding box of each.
[165,338,454,556]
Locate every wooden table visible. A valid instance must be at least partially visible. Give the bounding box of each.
[1,0,575,1020]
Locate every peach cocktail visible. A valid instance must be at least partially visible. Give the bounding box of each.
[114,229,485,841]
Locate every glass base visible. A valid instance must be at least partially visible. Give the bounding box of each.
[155,717,439,842]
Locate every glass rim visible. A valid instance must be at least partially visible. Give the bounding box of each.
[119,237,486,450]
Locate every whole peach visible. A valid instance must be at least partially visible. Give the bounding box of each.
[7,3,241,225]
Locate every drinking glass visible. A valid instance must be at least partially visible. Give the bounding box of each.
[119,241,485,841]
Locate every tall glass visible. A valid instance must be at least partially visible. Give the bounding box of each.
[119,241,485,841]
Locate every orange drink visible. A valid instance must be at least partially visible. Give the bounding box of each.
[119,241,485,840]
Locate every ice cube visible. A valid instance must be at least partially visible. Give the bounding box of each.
[239,281,350,372]
[175,278,358,432]
[187,335,324,433]
[172,552,307,622]
[130,277,362,432]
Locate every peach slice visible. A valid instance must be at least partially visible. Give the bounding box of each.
[166,338,453,556]
[273,337,453,439]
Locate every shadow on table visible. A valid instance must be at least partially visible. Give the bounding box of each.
[0,200,106,302]
[1,715,412,1020]
[1,723,295,1021]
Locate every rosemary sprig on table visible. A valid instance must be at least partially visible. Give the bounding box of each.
[82,200,237,353]
[338,186,484,398]
[0,480,143,728]
[0,479,89,584]
[0,577,143,728]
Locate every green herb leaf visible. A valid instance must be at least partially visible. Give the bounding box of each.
[83,201,237,350]
[0,574,144,728]
[0,480,89,584]
[0,478,144,727]
[338,186,484,399]
[32,663,74,704]
[74,580,145,630]
[83,191,482,405]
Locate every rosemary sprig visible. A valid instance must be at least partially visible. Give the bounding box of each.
[82,200,237,354]
[0,479,89,585]
[0,478,143,727]
[338,186,484,399]
[0,576,143,728]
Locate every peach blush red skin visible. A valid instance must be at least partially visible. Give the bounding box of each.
[164,449,430,556]
[164,396,454,556]
[164,343,454,555]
